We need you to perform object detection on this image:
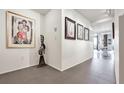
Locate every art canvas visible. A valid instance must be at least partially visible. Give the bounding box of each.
[7,11,35,48]
[65,17,76,40]
[77,23,84,40]
[84,27,89,41]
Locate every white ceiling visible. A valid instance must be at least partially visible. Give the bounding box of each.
[32,9,113,24]
[76,9,113,23]
[32,9,50,15]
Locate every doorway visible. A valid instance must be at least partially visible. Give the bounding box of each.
[92,23,116,83]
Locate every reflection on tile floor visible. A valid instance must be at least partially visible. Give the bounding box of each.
[90,50,115,83]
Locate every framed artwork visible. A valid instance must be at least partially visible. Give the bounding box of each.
[112,22,115,39]
[77,23,84,40]
[6,11,35,48]
[84,27,90,41]
[65,17,76,40]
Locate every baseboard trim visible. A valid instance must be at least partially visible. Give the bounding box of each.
[61,58,92,71]
[46,64,62,71]
[0,64,38,75]
[0,58,93,75]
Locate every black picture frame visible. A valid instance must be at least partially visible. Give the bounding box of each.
[112,22,115,39]
[77,23,84,40]
[84,27,90,41]
[65,17,76,40]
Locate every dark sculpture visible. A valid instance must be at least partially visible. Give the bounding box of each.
[37,35,46,67]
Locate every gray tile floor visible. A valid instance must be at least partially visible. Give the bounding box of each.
[0,50,116,84]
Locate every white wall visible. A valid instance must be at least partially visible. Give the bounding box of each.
[42,9,93,71]
[44,9,62,71]
[61,9,93,71]
[0,9,41,74]
[0,9,94,74]
[114,9,124,84]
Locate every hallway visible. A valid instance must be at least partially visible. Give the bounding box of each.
[0,1,124,92]
[0,50,115,84]
[91,50,115,83]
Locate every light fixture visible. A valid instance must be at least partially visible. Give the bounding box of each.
[105,9,114,17]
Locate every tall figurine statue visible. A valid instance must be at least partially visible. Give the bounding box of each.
[38,35,46,67]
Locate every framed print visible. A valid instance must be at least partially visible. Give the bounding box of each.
[84,27,90,41]
[6,11,35,48]
[65,17,76,40]
[77,23,84,40]
[112,22,115,39]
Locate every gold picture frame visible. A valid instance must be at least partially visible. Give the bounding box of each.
[6,11,35,48]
